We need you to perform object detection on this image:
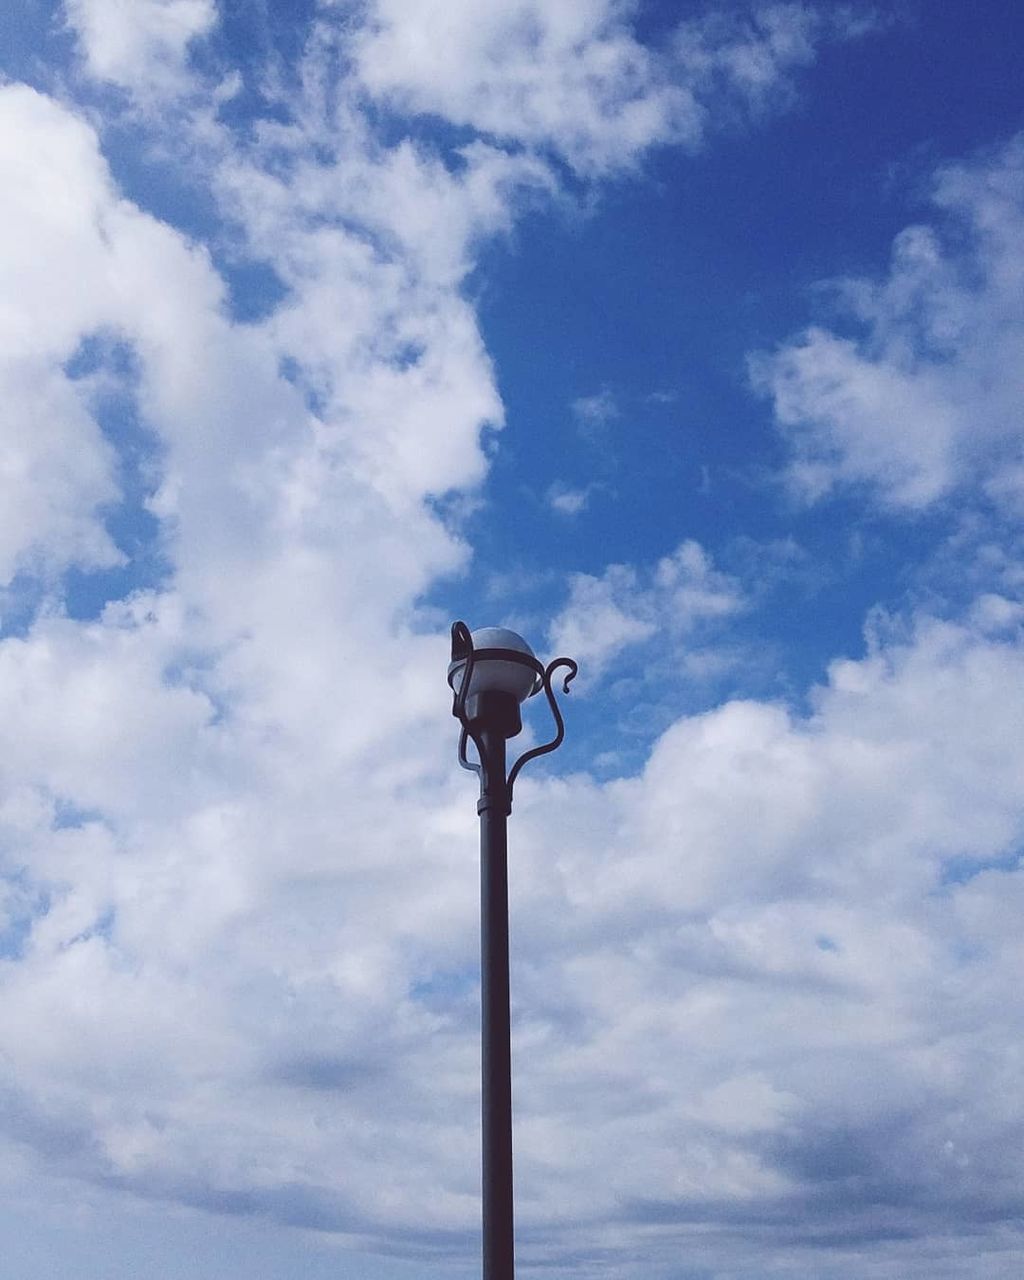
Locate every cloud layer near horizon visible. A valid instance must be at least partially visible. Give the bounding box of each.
[1,4,1023,1278]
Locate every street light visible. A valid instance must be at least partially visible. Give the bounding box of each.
[448,621,578,1280]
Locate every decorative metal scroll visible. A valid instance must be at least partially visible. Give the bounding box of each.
[506,656,578,799]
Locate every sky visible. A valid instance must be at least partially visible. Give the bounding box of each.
[0,1,1023,1277]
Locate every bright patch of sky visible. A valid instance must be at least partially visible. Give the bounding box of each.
[1,2,1023,1277]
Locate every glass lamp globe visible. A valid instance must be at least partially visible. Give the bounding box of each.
[450,626,541,705]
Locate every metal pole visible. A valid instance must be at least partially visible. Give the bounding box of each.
[449,626,575,1279]
[478,724,514,1280]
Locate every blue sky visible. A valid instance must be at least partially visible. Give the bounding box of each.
[1,2,1024,1277]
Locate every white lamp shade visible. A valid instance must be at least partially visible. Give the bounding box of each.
[451,626,539,704]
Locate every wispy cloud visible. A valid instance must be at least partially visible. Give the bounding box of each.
[752,133,1024,511]
[546,483,592,516]
[350,0,880,176]
[548,540,745,678]
[65,0,217,97]
[571,388,620,435]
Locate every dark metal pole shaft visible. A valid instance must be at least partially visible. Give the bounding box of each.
[478,725,514,1280]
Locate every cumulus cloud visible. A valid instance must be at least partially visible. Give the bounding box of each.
[752,133,1024,510]
[548,539,745,677]
[503,606,1024,1270]
[0,86,136,582]
[64,0,217,95]
[349,0,880,175]
[1,5,1020,1278]
[0,28,508,1248]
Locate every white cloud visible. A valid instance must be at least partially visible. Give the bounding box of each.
[6,573,1024,1269]
[571,387,620,432]
[0,27,547,1255]
[212,103,553,516]
[349,1,878,175]
[0,36,502,1217]
[4,9,1022,1278]
[64,0,216,95]
[548,539,745,677]
[674,5,886,120]
[549,564,658,673]
[349,0,695,175]
[500,607,1024,1262]
[547,482,598,516]
[753,134,1024,510]
[0,356,123,585]
[0,86,126,582]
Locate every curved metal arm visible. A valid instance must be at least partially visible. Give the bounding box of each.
[451,620,476,725]
[451,622,485,779]
[506,657,578,803]
[458,723,483,778]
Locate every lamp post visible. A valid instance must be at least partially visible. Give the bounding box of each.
[448,622,578,1280]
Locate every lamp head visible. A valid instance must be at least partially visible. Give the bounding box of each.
[448,625,543,707]
[449,620,577,788]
